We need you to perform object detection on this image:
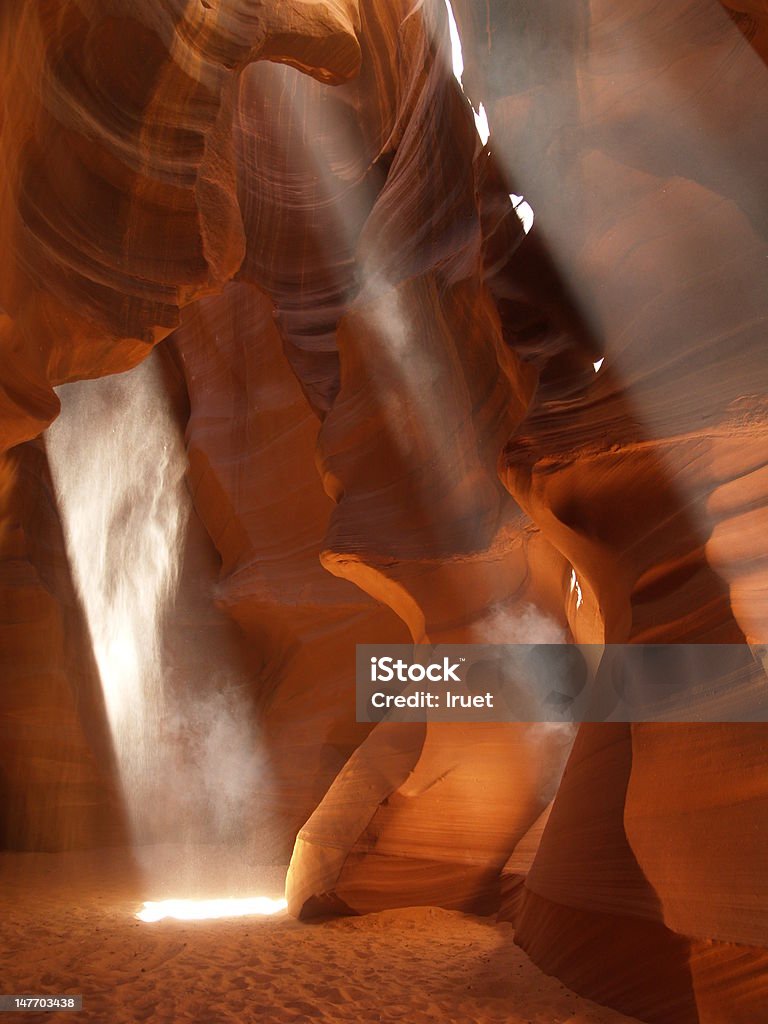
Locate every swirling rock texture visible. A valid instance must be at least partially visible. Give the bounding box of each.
[0,0,361,449]
[1,1,767,1022]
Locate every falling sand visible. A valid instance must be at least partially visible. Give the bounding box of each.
[0,848,641,1024]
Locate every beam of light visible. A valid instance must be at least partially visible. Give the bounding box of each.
[45,353,267,860]
[570,569,584,610]
[136,897,288,923]
[45,355,189,839]
[264,29,559,661]
[593,357,605,372]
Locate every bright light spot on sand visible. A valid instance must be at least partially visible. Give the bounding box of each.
[136,897,288,923]
[593,357,605,372]
[509,194,535,235]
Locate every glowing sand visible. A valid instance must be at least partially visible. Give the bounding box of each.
[137,897,288,922]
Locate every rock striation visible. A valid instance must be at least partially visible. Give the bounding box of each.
[0,0,362,450]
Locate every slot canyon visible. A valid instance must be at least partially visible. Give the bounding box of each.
[1,1,767,1022]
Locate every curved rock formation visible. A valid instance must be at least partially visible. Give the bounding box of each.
[286,722,571,918]
[515,723,768,1023]
[0,0,362,450]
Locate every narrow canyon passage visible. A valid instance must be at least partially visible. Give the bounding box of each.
[1,0,767,1022]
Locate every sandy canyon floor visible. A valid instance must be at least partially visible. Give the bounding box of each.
[0,848,640,1024]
